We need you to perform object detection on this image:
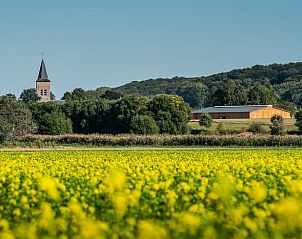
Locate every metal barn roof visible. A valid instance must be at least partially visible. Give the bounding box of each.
[193,105,272,114]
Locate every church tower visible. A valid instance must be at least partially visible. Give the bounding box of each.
[36,59,51,102]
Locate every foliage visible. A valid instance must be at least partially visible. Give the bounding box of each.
[198,113,213,128]
[111,62,302,108]
[1,150,302,238]
[294,110,302,131]
[176,82,207,108]
[15,134,302,147]
[62,88,91,101]
[247,122,266,134]
[101,90,123,100]
[62,99,111,134]
[37,112,73,135]
[270,114,285,135]
[148,94,191,134]
[130,115,159,135]
[110,95,149,134]
[62,88,111,102]
[26,94,191,136]
[19,88,40,103]
[0,95,36,142]
[223,80,248,105]
[216,122,226,135]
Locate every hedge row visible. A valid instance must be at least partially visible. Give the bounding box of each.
[5,134,302,147]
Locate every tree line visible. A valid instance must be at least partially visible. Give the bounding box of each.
[0,93,191,141]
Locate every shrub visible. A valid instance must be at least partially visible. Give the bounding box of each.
[270,114,285,135]
[14,134,302,147]
[217,122,226,135]
[248,122,265,134]
[199,113,213,128]
[295,110,302,131]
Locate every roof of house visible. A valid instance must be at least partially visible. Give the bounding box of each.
[193,105,273,114]
[36,59,50,82]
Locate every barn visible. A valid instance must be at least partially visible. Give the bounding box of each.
[192,105,291,120]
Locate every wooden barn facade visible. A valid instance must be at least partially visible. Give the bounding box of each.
[192,105,291,120]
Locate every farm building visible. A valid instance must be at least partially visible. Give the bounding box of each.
[192,105,291,120]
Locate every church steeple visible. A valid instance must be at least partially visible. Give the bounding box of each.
[37,59,50,82]
[36,59,51,101]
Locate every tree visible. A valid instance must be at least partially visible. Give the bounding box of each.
[62,88,88,101]
[247,86,277,105]
[211,88,226,106]
[270,114,285,135]
[38,112,73,135]
[130,115,159,135]
[62,99,111,134]
[110,95,149,134]
[19,88,40,103]
[176,83,208,108]
[102,90,123,100]
[224,80,248,105]
[199,113,213,128]
[148,94,191,134]
[0,95,36,142]
[295,110,302,131]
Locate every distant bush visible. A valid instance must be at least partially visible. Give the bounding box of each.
[7,134,302,148]
[248,122,266,134]
[190,129,207,135]
[270,115,285,135]
[217,122,226,135]
[199,113,213,128]
[295,110,302,132]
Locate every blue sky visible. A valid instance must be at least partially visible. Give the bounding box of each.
[0,0,301,98]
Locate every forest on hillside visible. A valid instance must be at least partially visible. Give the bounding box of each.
[59,62,302,113]
[111,62,302,111]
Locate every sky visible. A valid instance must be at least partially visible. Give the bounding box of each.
[0,0,301,98]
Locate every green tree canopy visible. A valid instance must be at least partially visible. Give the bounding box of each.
[38,112,73,135]
[0,95,36,141]
[148,94,191,134]
[19,88,40,103]
[130,115,159,135]
[295,110,302,132]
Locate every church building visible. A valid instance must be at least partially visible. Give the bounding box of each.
[36,59,51,102]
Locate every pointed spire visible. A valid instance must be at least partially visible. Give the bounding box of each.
[37,59,50,82]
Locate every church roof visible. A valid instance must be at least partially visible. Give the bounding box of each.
[36,59,50,82]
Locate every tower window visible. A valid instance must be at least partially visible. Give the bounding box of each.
[44,89,47,96]
[40,89,43,96]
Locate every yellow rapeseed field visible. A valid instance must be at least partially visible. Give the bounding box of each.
[0,150,302,238]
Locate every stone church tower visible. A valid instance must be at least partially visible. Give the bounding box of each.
[36,59,51,102]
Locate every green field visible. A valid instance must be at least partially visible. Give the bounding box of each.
[189,118,297,133]
[0,150,302,238]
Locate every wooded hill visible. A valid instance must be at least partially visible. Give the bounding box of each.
[112,62,302,110]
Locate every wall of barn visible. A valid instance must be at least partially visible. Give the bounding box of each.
[249,106,291,119]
